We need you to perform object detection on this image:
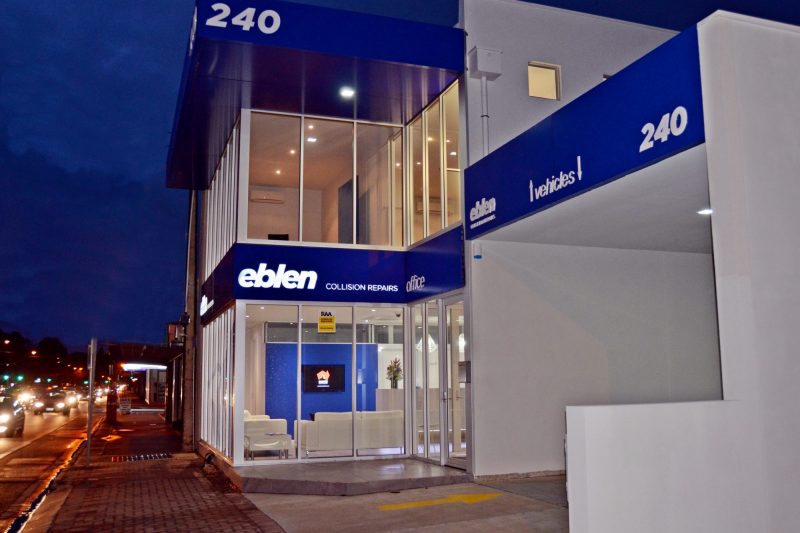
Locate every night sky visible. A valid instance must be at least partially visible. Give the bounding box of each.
[1,1,195,348]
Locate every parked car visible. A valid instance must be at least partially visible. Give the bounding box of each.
[33,392,71,416]
[0,395,25,437]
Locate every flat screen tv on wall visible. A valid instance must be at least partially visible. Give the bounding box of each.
[302,364,346,393]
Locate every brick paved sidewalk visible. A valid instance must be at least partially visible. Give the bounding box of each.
[27,412,283,533]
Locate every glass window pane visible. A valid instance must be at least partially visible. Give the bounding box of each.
[302,119,354,244]
[355,307,405,456]
[248,113,300,241]
[410,117,425,243]
[392,135,404,246]
[443,85,461,226]
[299,306,354,458]
[445,302,466,461]
[356,124,401,246]
[425,101,443,236]
[244,304,298,461]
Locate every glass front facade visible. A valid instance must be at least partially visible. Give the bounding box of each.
[199,81,466,467]
[242,304,407,462]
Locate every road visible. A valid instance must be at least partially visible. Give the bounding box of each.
[0,402,102,531]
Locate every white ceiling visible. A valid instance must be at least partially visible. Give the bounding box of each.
[484,144,713,253]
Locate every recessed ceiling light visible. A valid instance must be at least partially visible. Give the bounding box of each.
[275,169,281,174]
[259,306,265,310]
[395,162,401,167]
[307,136,317,143]
[246,315,250,318]
[371,309,376,312]
[308,124,314,130]
[449,151,457,156]
[427,136,434,142]
[416,161,421,165]
[289,149,296,155]
[446,139,451,143]
[339,86,355,99]
[697,208,713,215]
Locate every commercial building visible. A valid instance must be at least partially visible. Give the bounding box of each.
[167,1,800,530]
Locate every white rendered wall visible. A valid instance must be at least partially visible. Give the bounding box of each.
[463,0,674,163]
[566,401,757,532]
[699,12,800,531]
[469,240,721,476]
[563,13,800,532]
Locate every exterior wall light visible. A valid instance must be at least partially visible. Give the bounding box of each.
[339,86,355,99]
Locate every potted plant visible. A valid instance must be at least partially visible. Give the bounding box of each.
[386,358,403,389]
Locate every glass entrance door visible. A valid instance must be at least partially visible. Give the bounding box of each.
[444,301,467,467]
[411,297,467,468]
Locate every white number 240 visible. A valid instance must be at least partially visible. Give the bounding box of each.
[206,3,281,35]
[639,106,688,153]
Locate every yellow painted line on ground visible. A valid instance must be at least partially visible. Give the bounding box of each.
[100,435,122,442]
[379,493,501,511]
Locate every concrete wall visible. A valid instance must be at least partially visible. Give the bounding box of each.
[469,240,721,476]
[463,0,674,163]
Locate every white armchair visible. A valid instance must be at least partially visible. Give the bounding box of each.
[244,418,290,459]
[243,410,271,421]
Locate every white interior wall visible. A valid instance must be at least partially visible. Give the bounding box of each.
[469,240,721,476]
[244,323,266,415]
[247,188,321,241]
[463,0,674,163]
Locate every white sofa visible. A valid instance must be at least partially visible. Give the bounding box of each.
[294,410,404,454]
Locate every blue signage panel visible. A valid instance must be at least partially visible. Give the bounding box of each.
[195,0,465,72]
[234,243,407,303]
[464,27,705,240]
[404,226,465,301]
[201,227,465,324]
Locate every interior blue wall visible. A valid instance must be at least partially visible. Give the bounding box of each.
[264,343,378,437]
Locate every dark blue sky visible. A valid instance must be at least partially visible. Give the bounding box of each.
[2,0,797,349]
[1,1,194,347]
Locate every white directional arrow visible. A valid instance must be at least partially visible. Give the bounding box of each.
[577,155,583,180]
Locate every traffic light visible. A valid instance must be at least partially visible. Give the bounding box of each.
[2,375,8,381]
[16,375,24,382]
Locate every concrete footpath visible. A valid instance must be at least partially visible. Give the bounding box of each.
[25,411,283,533]
[24,407,568,532]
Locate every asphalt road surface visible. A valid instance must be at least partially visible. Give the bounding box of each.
[0,402,100,531]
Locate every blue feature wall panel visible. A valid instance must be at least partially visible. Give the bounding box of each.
[264,343,378,437]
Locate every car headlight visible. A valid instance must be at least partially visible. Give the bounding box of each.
[0,414,9,423]
[56,402,65,409]
[67,397,77,405]
[34,401,44,408]
[20,393,31,402]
